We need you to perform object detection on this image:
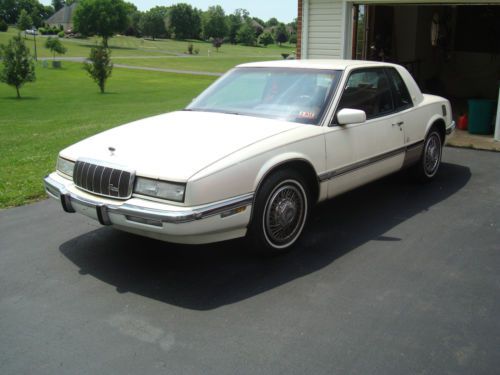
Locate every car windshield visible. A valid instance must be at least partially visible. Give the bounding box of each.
[186,67,342,125]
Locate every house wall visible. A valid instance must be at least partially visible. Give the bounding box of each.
[301,0,345,58]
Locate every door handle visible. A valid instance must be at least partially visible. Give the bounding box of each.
[392,121,404,126]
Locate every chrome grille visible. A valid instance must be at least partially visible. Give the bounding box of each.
[73,159,134,199]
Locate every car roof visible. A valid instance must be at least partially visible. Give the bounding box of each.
[237,59,398,71]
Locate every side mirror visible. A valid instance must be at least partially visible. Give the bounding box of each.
[336,108,367,125]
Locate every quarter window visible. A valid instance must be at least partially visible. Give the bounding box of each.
[336,69,394,120]
[386,68,413,110]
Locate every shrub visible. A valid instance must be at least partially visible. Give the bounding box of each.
[84,43,113,93]
[187,43,193,55]
[236,22,256,46]
[258,32,274,47]
[0,34,36,98]
[211,37,223,52]
[194,47,199,55]
[58,31,65,38]
[0,20,8,32]
[38,27,46,35]
[45,36,67,60]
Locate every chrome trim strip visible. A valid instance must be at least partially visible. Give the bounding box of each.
[44,175,253,224]
[446,121,456,135]
[318,140,425,182]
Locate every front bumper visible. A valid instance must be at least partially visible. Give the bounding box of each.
[44,173,253,244]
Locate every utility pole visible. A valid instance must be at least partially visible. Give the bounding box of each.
[33,32,37,61]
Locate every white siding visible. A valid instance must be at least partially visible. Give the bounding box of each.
[306,0,344,59]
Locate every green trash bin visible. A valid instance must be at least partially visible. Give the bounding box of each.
[468,99,496,135]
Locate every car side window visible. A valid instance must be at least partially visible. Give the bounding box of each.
[336,68,394,121]
[386,68,413,110]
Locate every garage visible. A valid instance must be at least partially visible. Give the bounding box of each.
[298,0,500,134]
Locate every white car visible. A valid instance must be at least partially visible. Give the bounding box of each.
[44,60,455,253]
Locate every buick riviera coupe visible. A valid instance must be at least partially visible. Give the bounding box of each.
[44,60,455,253]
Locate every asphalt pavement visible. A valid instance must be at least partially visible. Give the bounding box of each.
[1,147,499,375]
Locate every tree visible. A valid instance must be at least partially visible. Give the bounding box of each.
[0,0,53,27]
[211,37,223,52]
[84,42,113,93]
[202,5,227,39]
[266,17,279,27]
[0,34,36,98]
[17,9,33,33]
[258,31,274,47]
[166,3,201,40]
[52,0,65,12]
[0,20,8,32]
[226,9,251,44]
[45,36,66,59]
[73,0,128,47]
[288,18,298,45]
[274,23,289,46]
[236,21,255,46]
[123,2,141,36]
[226,11,243,44]
[139,7,167,40]
[250,19,264,38]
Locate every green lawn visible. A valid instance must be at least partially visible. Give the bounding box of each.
[0,27,295,60]
[0,62,216,208]
[0,27,296,208]
[115,56,284,73]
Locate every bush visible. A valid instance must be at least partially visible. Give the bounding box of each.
[0,20,8,32]
[38,27,46,35]
[45,36,67,60]
[187,43,193,55]
[211,37,223,52]
[258,32,274,47]
[194,47,199,55]
[0,34,36,98]
[58,31,65,38]
[84,43,113,93]
[236,22,256,46]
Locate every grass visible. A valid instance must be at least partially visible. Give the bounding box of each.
[0,62,216,208]
[115,56,284,73]
[0,27,295,60]
[0,26,296,208]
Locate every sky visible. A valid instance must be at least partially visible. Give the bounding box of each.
[41,0,298,23]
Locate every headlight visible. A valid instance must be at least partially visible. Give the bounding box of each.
[134,177,185,202]
[57,156,75,179]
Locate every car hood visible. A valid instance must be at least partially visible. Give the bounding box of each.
[60,111,303,182]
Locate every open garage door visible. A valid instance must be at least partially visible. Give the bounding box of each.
[351,4,500,106]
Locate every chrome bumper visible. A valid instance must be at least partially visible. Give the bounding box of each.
[446,120,456,135]
[44,175,254,226]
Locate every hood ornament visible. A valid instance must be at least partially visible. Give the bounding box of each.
[108,146,116,156]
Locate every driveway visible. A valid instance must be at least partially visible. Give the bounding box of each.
[1,147,499,374]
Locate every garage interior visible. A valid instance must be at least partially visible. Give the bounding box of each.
[351,4,500,130]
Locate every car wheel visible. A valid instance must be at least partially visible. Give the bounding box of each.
[249,169,310,254]
[413,128,442,181]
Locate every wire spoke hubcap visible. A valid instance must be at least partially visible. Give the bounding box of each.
[264,182,306,247]
[424,134,441,176]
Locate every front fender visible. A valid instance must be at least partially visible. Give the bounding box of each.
[253,153,319,191]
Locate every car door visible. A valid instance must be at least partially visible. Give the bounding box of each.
[322,68,405,198]
[384,67,424,166]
